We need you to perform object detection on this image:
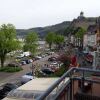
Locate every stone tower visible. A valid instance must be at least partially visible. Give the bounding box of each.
[80,11,84,17]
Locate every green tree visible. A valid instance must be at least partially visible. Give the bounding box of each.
[23,32,38,55]
[75,27,86,47]
[45,32,55,50]
[0,24,20,67]
[54,34,64,49]
[64,26,76,36]
[75,27,86,39]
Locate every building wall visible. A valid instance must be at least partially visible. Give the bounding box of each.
[97,29,100,45]
[70,35,74,44]
[84,33,97,48]
[83,34,88,47]
[87,34,96,47]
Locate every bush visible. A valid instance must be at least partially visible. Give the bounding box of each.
[49,65,67,77]
[0,67,23,73]
[58,54,71,67]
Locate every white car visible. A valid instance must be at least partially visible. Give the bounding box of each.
[20,61,27,65]
[17,54,24,58]
[36,56,42,59]
[51,61,58,65]
[21,72,35,84]
[28,59,33,63]
[41,54,46,58]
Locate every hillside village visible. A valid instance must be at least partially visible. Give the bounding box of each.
[17,12,100,70]
[67,12,100,69]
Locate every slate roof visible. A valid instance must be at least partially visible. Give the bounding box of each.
[87,25,97,33]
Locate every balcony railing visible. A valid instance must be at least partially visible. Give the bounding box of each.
[37,67,100,100]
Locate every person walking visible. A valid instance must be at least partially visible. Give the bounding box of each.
[30,63,35,76]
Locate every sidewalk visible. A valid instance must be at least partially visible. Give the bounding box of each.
[0,65,31,86]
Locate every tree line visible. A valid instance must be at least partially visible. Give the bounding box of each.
[0,24,65,68]
[45,32,64,50]
[0,23,85,68]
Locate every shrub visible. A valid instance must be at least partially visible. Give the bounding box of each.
[0,67,22,73]
[49,65,67,77]
[57,54,71,69]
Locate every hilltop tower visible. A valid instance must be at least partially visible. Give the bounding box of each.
[80,11,84,17]
[77,11,85,20]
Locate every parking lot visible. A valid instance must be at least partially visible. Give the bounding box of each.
[0,52,59,86]
[0,51,63,99]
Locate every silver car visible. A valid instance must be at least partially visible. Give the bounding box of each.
[21,72,35,84]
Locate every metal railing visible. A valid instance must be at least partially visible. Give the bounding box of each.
[37,67,100,100]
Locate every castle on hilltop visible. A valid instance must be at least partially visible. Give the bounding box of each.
[72,12,97,30]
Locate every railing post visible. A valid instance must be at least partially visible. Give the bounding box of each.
[81,70,85,92]
[70,78,73,100]
[37,68,100,100]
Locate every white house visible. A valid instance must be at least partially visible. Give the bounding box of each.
[83,25,98,49]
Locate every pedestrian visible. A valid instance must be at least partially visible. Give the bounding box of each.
[70,55,77,67]
[31,63,35,76]
[47,64,49,68]
[44,64,47,68]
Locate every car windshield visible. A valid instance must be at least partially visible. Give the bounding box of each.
[26,72,32,76]
[42,68,51,71]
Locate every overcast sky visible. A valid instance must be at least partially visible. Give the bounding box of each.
[0,0,100,29]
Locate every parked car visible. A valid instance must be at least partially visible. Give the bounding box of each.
[49,52,55,55]
[17,54,25,58]
[20,61,27,65]
[51,61,58,65]
[7,63,20,67]
[20,59,33,65]
[48,57,57,62]
[50,63,59,67]
[50,64,59,72]
[24,59,30,64]
[28,59,33,63]
[21,72,35,84]
[45,52,50,56]
[35,56,42,59]
[38,70,47,77]
[3,83,18,91]
[0,83,18,99]
[32,57,37,61]
[41,54,46,58]
[41,68,54,75]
